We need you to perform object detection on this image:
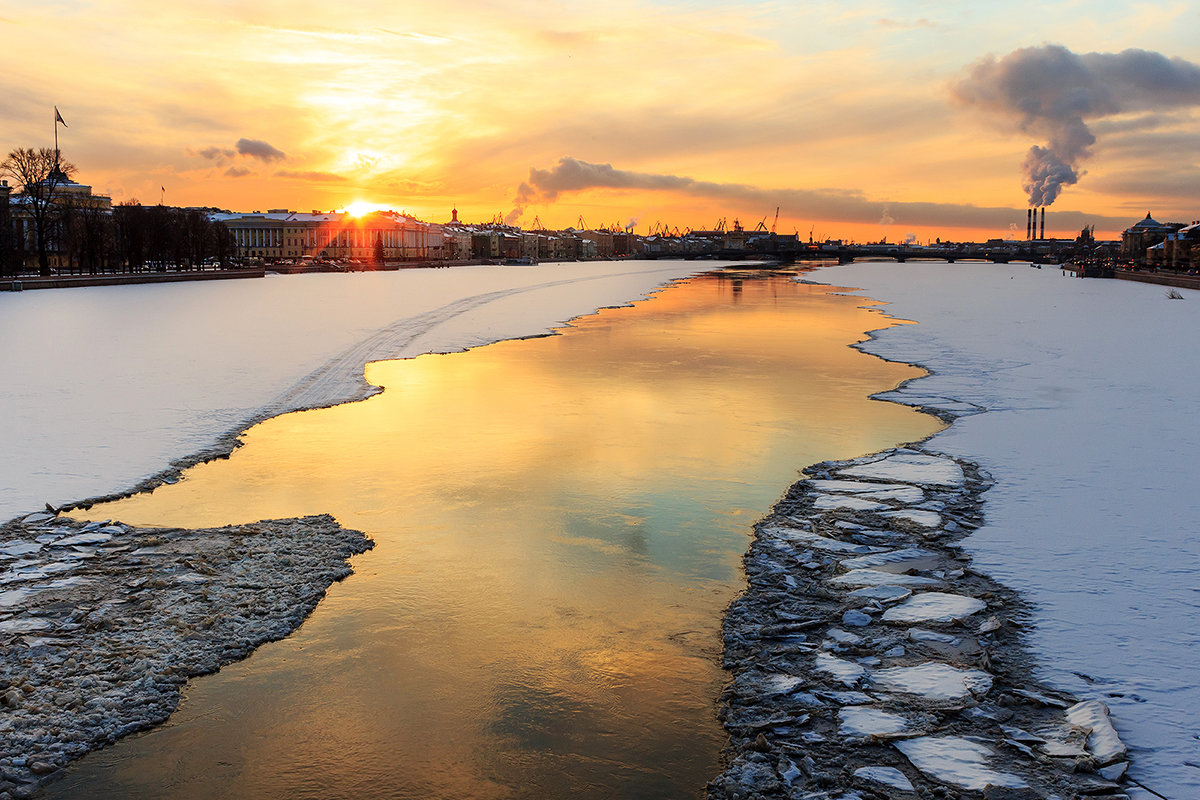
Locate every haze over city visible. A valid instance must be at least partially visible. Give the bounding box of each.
[3,0,1198,241]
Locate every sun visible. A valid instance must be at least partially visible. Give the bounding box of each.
[344,200,385,217]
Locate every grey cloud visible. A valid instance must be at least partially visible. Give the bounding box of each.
[225,166,252,178]
[508,157,1132,233]
[236,138,286,162]
[953,44,1200,206]
[198,146,236,161]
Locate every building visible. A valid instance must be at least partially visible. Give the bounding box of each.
[212,210,446,263]
[1120,213,1183,263]
[7,171,114,272]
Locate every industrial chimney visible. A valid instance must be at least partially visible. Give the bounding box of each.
[1027,208,1032,240]
[1040,207,1045,240]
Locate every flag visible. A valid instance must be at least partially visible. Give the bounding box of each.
[54,107,67,127]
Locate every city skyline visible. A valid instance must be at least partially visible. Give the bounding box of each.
[2,0,1198,240]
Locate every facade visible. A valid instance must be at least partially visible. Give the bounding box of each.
[8,174,114,272]
[1120,213,1183,262]
[212,210,446,262]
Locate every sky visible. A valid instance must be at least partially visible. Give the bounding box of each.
[2,0,1198,241]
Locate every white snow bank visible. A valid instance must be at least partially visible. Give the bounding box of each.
[816,260,1200,797]
[0,261,707,524]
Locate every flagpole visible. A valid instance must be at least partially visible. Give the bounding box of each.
[54,109,58,165]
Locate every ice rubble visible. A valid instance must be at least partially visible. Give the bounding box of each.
[815,260,1200,795]
[710,444,1131,799]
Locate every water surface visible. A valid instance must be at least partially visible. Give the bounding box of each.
[49,270,940,799]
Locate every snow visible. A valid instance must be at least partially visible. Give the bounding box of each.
[816,260,1200,797]
[881,592,986,624]
[0,261,707,524]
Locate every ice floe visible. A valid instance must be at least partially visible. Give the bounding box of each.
[894,736,1027,791]
[881,592,986,624]
[815,653,866,687]
[1066,699,1127,766]
[836,451,965,487]
[829,569,943,588]
[880,509,943,529]
[848,585,911,603]
[837,705,909,738]
[871,662,993,701]
[839,547,940,572]
[853,765,915,792]
[811,494,888,512]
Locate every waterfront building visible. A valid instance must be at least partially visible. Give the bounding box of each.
[7,172,114,273]
[1120,213,1183,263]
[212,210,446,263]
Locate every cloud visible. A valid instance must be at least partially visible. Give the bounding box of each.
[508,156,1132,233]
[197,146,235,161]
[235,137,286,162]
[225,166,252,178]
[952,44,1200,206]
[275,169,346,182]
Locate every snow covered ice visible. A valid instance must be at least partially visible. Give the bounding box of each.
[816,260,1200,797]
[0,261,707,524]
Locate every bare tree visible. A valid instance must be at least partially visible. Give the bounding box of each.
[0,147,77,276]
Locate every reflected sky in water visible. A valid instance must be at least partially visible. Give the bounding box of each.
[49,271,940,800]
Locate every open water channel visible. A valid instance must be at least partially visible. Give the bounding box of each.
[46,269,940,799]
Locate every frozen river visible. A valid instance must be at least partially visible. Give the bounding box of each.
[34,269,936,798]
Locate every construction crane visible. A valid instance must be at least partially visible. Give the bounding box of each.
[772,206,780,234]
[577,215,587,230]
[531,215,543,231]
[754,216,769,232]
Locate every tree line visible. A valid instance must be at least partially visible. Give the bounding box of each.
[2,147,237,277]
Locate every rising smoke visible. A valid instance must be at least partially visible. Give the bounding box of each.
[953,44,1200,206]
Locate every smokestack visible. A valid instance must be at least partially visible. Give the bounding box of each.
[1026,208,1032,240]
[1040,207,1045,240]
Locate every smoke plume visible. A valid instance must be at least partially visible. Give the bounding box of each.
[953,44,1200,205]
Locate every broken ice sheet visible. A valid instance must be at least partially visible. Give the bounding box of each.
[1065,699,1127,765]
[812,494,888,512]
[853,765,915,792]
[831,569,943,588]
[837,452,965,487]
[838,705,910,738]
[871,662,993,701]
[894,736,1027,790]
[840,547,941,572]
[816,652,866,687]
[881,509,943,529]
[881,592,986,624]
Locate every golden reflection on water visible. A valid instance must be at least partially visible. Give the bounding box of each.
[51,271,941,800]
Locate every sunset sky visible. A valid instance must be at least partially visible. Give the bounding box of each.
[2,0,1197,241]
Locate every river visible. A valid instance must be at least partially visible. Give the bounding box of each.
[45,269,940,799]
